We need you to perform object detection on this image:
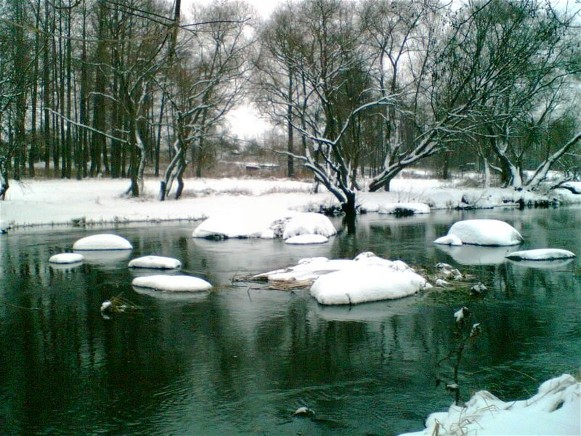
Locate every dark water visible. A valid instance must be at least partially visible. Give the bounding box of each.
[1,207,579,435]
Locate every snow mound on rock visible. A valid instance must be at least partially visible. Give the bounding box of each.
[49,253,84,264]
[400,374,580,436]
[255,252,430,305]
[285,234,329,245]
[310,265,429,305]
[128,255,182,269]
[434,219,523,246]
[506,248,575,261]
[132,275,211,292]
[282,212,337,239]
[73,234,133,250]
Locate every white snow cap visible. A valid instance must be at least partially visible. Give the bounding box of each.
[49,253,84,264]
[285,234,329,245]
[506,248,575,261]
[73,234,133,250]
[400,374,580,436]
[310,265,429,305]
[434,219,523,246]
[132,275,211,292]
[282,212,337,239]
[128,255,182,269]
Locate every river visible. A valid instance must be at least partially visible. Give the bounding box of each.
[1,206,579,434]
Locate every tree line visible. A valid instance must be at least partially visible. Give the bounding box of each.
[0,0,579,212]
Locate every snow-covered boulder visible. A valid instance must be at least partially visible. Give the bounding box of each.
[310,265,429,305]
[285,234,329,245]
[49,253,84,264]
[282,212,336,239]
[378,202,430,215]
[506,248,575,261]
[132,275,211,292]
[434,219,523,246]
[73,234,133,250]
[128,255,182,269]
[192,213,279,239]
[400,374,580,436]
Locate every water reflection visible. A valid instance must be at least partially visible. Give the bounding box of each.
[0,208,579,434]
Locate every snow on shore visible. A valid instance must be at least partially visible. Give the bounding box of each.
[2,176,580,228]
[400,374,580,436]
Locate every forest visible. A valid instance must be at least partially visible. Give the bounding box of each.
[0,0,579,212]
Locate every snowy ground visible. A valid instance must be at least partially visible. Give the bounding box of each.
[1,176,580,229]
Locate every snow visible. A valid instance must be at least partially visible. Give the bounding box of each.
[132,275,212,292]
[282,212,337,239]
[285,234,329,245]
[377,202,430,215]
[310,265,430,305]
[434,219,523,246]
[192,210,336,240]
[72,234,133,250]
[254,252,431,305]
[506,248,576,261]
[49,253,84,264]
[2,177,580,229]
[128,255,182,269]
[400,374,581,436]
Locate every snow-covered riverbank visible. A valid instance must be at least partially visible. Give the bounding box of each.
[2,176,580,229]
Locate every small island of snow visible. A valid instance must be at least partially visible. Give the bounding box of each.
[506,248,576,261]
[282,212,337,239]
[253,252,430,305]
[49,253,84,264]
[132,275,211,292]
[128,255,182,269]
[73,234,133,250]
[192,211,336,240]
[285,234,329,245]
[434,219,523,246]
[400,374,580,436]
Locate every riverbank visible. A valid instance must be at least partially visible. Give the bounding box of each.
[2,176,580,229]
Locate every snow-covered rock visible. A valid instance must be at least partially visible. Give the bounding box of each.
[72,234,133,250]
[505,248,575,261]
[132,275,212,292]
[378,202,430,215]
[434,219,523,246]
[49,253,84,264]
[191,211,336,241]
[400,374,580,436]
[128,255,182,269]
[310,265,430,305]
[285,234,329,245]
[282,212,336,239]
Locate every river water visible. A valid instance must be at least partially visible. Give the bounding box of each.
[1,206,579,435]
